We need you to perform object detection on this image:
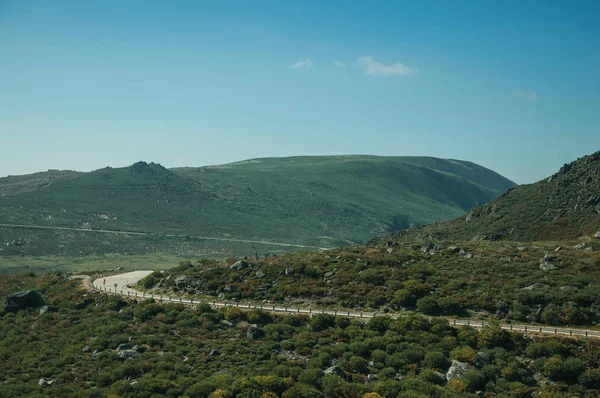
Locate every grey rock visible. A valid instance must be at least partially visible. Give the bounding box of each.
[517,246,528,252]
[574,243,586,250]
[542,254,557,262]
[285,268,294,276]
[132,345,146,354]
[324,271,334,278]
[433,244,445,251]
[221,320,234,328]
[39,305,59,315]
[594,231,600,239]
[560,285,578,292]
[523,283,549,290]
[447,246,460,253]
[117,343,133,351]
[174,275,189,287]
[432,371,447,382]
[367,374,379,382]
[3,290,45,313]
[38,378,52,387]
[474,352,490,369]
[323,365,345,377]
[246,324,260,339]
[539,261,558,271]
[446,360,475,381]
[82,345,91,353]
[421,242,435,252]
[255,270,266,279]
[386,248,394,254]
[229,260,249,270]
[209,348,220,356]
[118,349,140,359]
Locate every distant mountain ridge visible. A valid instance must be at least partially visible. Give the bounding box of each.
[388,150,600,242]
[0,155,515,255]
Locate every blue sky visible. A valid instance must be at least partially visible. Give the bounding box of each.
[0,0,598,183]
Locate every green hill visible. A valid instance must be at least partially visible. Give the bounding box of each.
[389,150,600,243]
[0,156,515,256]
[0,170,82,198]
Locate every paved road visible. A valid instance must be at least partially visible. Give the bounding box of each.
[91,271,600,339]
[0,223,324,249]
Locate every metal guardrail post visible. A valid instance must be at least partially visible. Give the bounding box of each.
[540,327,542,333]
[570,330,573,336]
[586,331,588,337]
[467,320,470,326]
[554,328,557,334]
[525,326,528,332]
[510,324,513,330]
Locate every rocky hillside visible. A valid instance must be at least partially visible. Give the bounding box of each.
[388,150,600,243]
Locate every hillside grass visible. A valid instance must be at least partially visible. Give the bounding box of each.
[0,156,515,257]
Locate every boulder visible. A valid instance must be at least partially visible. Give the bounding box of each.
[447,246,460,253]
[594,231,600,239]
[116,343,133,351]
[367,374,379,382]
[386,248,394,254]
[82,346,91,353]
[432,371,447,382]
[474,352,490,369]
[38,379,56,387]
[323,365,345,377]
[174,275,189,288]
[255,270,266,279]
[3,290,45,313]
[39,305,59,316]
[433,244,445,251]
[574,243,586,250]
[523,283,549,290]
[246,324,260,339]
[132,345,146,354]
[421,242,435,253]
[221,320,234,328]
[446,360,474,381]
[539,262,558,271]
[229,260,249,270]
[285,268,294,276]
[560,286,578,292]
[118,349,140,359]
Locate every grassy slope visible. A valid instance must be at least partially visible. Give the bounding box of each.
[0,156,514,256]
[392,150,600,243]
[0,170,82,197]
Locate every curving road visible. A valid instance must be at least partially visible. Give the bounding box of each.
[91,271,600,339]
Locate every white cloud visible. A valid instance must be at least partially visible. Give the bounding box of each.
[357,56,417,77]
[334,61,345,67]
[289,59,312,69]
[514,90,538,100]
